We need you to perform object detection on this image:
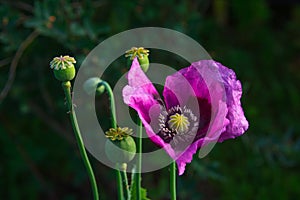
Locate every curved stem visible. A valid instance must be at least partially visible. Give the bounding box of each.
[102,81,130,199]
[62,81,99,200]
[170,162,177,200]
[136,119,143,200]
[101,81,117,129]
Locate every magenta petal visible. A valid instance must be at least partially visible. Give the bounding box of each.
[123,58,248,175]
[122,58,176,154]
[176,141,198,175]
[163,67,200,109]
[213,61,249,142]
[175,60,248,174]
[125,58,158,101]
[163,66,210,108]
[166,60,229,175]
[123,58,160,123]
[190,60,230,140]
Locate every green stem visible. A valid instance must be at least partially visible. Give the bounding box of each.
[120,163,130,200]
[101,81,117,129]
[116,169,124,200]
[102,81,129,199]
[61,81,99,200]
[170,162,177,200]
[136,119,142,200]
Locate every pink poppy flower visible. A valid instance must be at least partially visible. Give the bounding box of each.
[123,58,248,175]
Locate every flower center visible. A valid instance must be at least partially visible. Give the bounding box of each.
[168,113,190,134]
[157,105,198,144]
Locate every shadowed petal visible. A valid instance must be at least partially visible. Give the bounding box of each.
[176,60,248,174]
[163,66,210,109]
[164,60,229,174]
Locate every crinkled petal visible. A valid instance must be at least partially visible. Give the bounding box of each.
[177,60,248,174]
[123,58,248,175]
[190,60,230,143]
[213,61,249,142]
[164,60,229,175]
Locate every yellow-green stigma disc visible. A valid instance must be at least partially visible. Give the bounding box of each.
[168,113,190,134]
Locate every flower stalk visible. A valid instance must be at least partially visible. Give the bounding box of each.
[50,56,99,200]
[61,81,99,200]
[101,81,132,200]
[120,163,130,200]
[100,81,117,129]
[116,169,124,200]
[136,119,143,200]
[170,162,177,200]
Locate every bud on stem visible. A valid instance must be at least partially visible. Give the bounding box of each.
[105,127,136,164]
[83,77,105,96]
[50,55,76,82]
[125,47,150,72]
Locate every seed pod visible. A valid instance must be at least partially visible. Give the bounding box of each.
[50,55,76,82]
[137,55,149,72]
[105,135,136,164]
[53,67,76,82]
[125,47,149,72]
[105,127,136,164]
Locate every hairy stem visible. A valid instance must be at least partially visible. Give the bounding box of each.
[120,163,130,200]
[62,81,99,200]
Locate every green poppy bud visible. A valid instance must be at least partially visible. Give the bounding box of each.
[137,55,149,72]
[105,127,136,164]
[83,77,105,96]
[125,47,149,72]
[50,55,76,81]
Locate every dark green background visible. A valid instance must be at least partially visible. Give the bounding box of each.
[1,0,300,199]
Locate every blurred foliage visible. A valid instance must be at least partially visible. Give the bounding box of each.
[0,0,300,199]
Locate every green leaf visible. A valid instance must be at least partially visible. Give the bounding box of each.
[129,166,150,200]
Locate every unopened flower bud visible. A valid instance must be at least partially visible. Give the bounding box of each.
[50,55,76,81]
[83,77,105,96]
[105,127,136,164]
[125,47,149,72]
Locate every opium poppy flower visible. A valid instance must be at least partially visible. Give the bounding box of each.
[122,58,248,175]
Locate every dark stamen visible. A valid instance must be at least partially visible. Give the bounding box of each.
[157,105,198,144]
